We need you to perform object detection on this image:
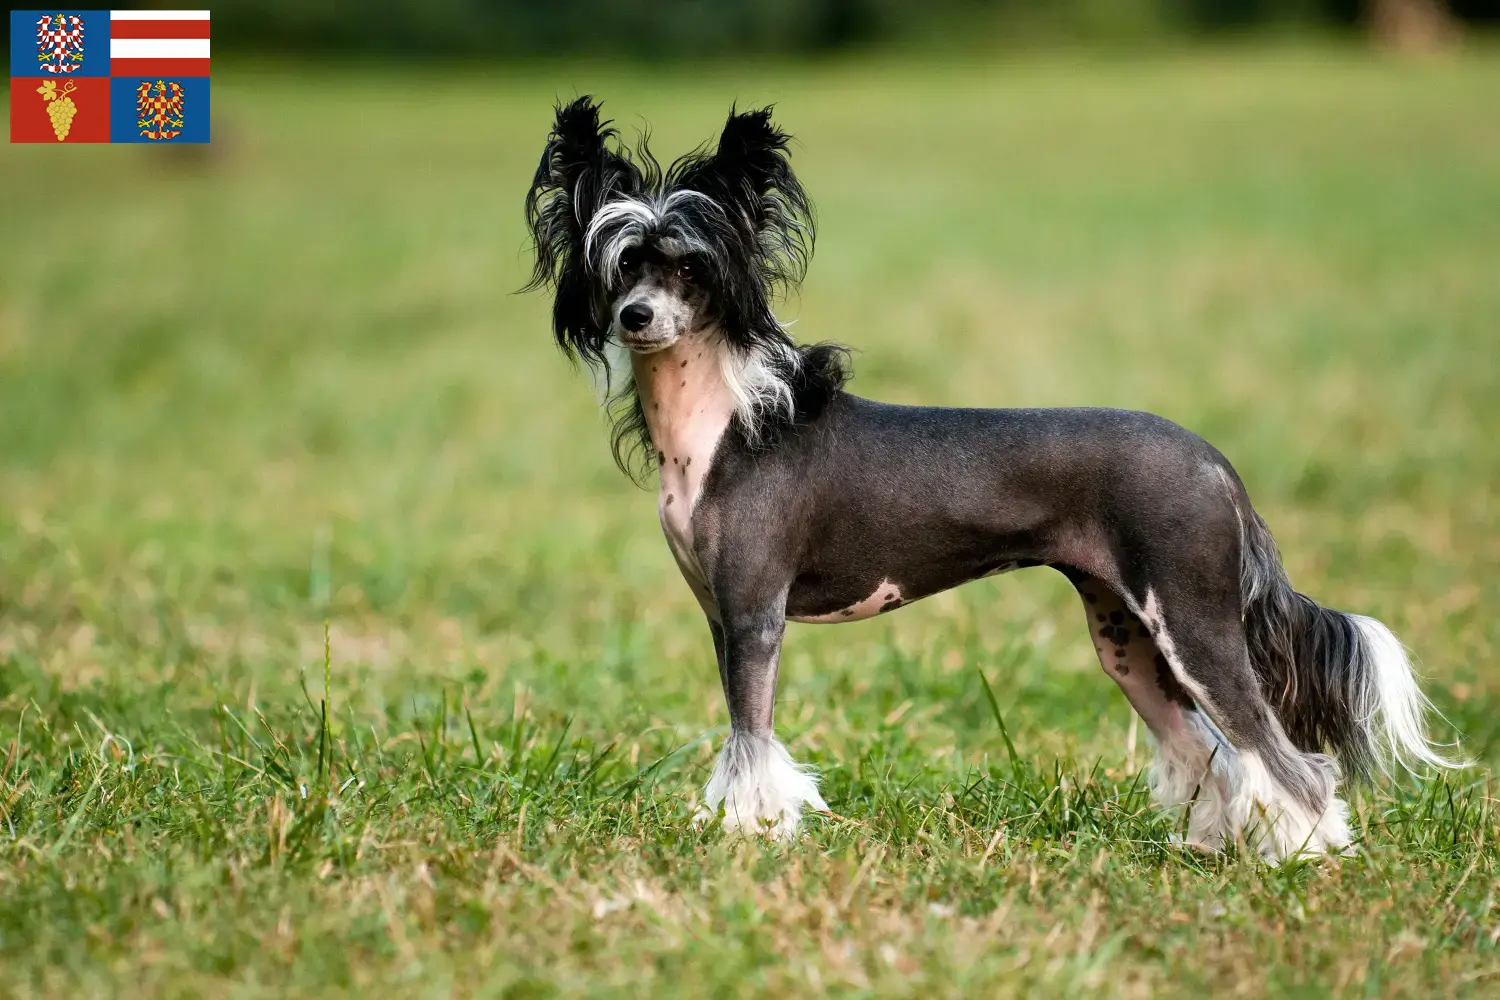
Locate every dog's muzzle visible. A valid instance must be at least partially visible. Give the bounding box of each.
[620,302,653,332]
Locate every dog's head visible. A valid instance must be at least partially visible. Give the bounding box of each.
[524,97,813,364]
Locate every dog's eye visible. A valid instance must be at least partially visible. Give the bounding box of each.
[678,260,696,284]
[619,248,643,272]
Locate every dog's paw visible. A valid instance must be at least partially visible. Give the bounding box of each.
[693,800,806,841]
[698,732,828,842]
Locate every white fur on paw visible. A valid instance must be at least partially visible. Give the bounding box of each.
[699,731,827,841]
[1151,721,1352,862]
[1229,752,1351,861]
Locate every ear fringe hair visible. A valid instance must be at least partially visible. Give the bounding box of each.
[667,104,814,295]
[523,95,650,369]
[592,343,654,486]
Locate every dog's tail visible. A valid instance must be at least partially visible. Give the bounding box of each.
[1238,508,1460,780]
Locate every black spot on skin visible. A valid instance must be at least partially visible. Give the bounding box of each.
[657,451,665,463]
[680,380,686,388]
[672,457,678,465]
[1109,610,1124,626]
[680,360,687,368]
[1138,626,1152,640]
[665,494,674,506]
[881,597,902,612]
[1096,613,1107,623]
[1115,647,1127,658]
[1118,662,1129,675]
[841,609,854,617]
[1084,592,1098,604]
[1154,653,1194,708]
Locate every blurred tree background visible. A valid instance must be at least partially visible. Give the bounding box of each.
[211,0,1498,57]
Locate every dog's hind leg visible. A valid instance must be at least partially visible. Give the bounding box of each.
[696,596,826,840]
[1070,575,1237,851]
[1132,577,1352,861]
[1071,569,1350,859]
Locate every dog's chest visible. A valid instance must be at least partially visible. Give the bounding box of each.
[657,450,712,585]
[634,345,735,616]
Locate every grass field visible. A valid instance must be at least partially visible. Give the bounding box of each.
[2,45,1500,997]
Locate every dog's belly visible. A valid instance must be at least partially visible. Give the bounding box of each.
[785,558,1039,624]
[788,577,906,623]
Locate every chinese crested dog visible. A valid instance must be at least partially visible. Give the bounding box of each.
[523,97,1456,861]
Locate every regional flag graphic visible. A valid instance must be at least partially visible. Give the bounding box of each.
[10,9,210,143]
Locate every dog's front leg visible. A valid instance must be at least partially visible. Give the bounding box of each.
[697,598,826,840]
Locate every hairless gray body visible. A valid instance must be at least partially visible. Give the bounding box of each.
[693,395,1318,822]
[524,97,1454,857]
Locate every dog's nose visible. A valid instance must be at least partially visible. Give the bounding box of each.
[620,303,653,332]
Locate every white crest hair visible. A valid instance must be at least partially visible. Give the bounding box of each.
[583,197,657,286]
[716,333,798,447]
[583,190,722,292]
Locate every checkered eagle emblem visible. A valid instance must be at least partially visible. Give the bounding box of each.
[35,12,86,74]
[135,79,185,140]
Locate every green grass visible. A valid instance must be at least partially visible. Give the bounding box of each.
[3,45,1500,997]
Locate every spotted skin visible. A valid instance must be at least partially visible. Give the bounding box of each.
[1072,575,1196,740]
[789,580,904,624]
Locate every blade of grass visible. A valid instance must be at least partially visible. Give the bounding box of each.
[976,666,1021,772]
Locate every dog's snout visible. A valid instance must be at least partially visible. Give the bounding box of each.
[620,302,654,332]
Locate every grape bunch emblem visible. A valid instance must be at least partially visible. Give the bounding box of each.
[36,80,79,142]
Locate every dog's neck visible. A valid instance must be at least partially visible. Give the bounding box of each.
[631,331,735,610]
[632,332,736,499]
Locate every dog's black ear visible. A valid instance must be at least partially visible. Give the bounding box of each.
[524,96,631,288]
[524,96,640,363]
[676,105,814,287]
